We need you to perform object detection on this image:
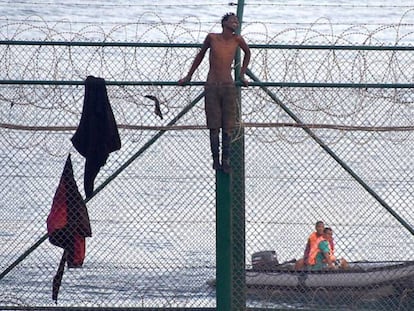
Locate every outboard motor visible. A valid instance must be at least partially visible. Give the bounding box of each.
[252,250,279,271]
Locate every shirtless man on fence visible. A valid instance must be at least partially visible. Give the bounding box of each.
[179,12,251,173]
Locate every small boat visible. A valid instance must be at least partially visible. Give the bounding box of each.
[246,251,414,291]
[208,250,414,299]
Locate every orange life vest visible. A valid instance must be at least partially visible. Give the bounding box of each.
[306,232,326,265]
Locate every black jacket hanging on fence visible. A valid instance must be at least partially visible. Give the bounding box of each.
[71,76,121,199]
[47,154,92,302]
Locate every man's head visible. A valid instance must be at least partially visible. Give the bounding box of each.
[315,221,325,235]
[221,12,239,32]
[324,227,333,240]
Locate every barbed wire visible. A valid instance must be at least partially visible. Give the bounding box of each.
[1,9,414,43]
[0,13,414,153]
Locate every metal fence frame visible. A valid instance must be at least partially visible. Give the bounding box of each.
[1,37,414,310]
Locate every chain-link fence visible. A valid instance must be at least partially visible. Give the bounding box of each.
[1,38,414,311]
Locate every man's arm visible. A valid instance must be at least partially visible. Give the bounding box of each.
[178,35,211,85]
[303,239,311,265]
[323,252,335,269]
[320,241,335,269]
[238,35,251,86]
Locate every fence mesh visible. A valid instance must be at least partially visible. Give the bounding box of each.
[1,22,414,311]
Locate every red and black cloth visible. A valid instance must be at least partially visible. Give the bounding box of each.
[47,76,121,302]
[47,154,92,302]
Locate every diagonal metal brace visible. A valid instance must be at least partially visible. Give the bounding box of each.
[0,91,205,280]
[246,68,414,236]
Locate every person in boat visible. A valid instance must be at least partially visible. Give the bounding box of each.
[323,227,349,269]
[178,12,251,174]
[294,220,325,270]
[308,231,336,270]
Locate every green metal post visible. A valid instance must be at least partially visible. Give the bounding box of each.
[230,134,245,311]
[216,171,233,311]
[232,1,246,310]
[216,1,246,310]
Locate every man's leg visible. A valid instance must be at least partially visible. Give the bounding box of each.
[221,86,237,174]
[221,130,232,173]
[209,128,220,170]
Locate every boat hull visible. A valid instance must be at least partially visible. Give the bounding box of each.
[246,261,414,289]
